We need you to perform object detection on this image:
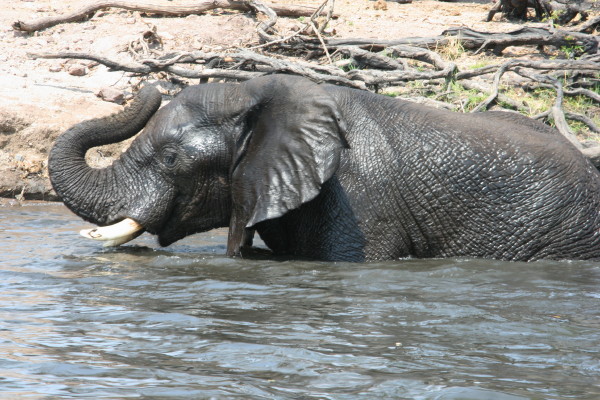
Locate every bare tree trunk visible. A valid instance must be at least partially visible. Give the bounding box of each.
[12,0,330,32]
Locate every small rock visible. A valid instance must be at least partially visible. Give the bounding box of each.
[48,64,62,73]
[96,87,125,104]
[374,0,387,10]
[68,64,87,76]
[9,68,27,78]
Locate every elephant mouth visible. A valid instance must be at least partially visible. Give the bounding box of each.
[80,218,146,247]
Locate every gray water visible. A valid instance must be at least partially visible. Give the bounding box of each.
[0,203,599,400]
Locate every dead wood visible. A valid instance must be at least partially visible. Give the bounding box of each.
[467,27,599,56]
[248,0,332,50]
[462,58,600,114]
[486,0,589,25]
[576,15,600,33]
[336,46,406,70]
[30,50,367,89]
[12,0,329,33]
[547,76,581,148]
[460,80,528,112]
[245,0,278,43]
[29,46,455,91]
[516,68,583,148]
[247,0,336,63]
[565,112,600,133]
[22,3,599,167]
[31,45,595,113]
[455,59,600,82]
[486,0,549,22]
[565,88,600,104]
[470,60,514,113]
[345,67,455,87]
[322,27,600,57]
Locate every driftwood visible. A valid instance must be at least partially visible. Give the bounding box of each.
[29,47,599,152]
[486,0,590,25]
[12,0,331,33]
[31,50,368,89]
[487,0,548,22]
[576,15,600,33]
[19,2,600,168]
[245,0,278,43]
[320,26,600,56]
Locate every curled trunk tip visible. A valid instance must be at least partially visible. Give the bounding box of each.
[48,85,162,225]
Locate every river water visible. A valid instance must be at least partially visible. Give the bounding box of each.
[0,203,599,399]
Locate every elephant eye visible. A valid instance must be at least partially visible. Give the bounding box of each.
[162,151,177,167]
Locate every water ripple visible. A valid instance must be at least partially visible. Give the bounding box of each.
[0,204,599,399]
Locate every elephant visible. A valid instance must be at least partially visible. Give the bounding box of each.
[48,74,600,262]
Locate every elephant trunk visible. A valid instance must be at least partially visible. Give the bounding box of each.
[48,85,162,226]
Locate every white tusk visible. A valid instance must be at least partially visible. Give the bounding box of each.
[80,218,145,247]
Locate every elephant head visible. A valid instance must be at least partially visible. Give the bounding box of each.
[49,75,348,255]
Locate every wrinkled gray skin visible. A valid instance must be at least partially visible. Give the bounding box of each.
[49,75,600,262]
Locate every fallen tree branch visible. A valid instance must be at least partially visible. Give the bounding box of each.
[548,77,581,149]
[471,60,514,113]
[29,45,597,101]
[531,111,598,133]
[310,20,333,64]
[322,27,600,56]
[247,0,333,51]
[245,0,278,43]
[518,69,583,149]
[389,45,449,71]
[460,80,527,112]
[26,16,599,167]
[575,15,600,33]
[486,0,590,25]
[12,0,329,33]
[456,58,600,82]
[345,64,457,87]
[336,46,406,70]
[520,79,600,105]
[565,88,600,104]
[565,112,600,134]
[30,50,367,89]
[468,58,600,112]
[319,0,336,34]
[472,27,599,56]
[31,51,152,73]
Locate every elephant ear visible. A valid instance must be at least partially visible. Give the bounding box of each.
[227,75,348,255]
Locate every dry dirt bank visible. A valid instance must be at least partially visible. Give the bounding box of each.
[0,0,593,204]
